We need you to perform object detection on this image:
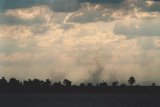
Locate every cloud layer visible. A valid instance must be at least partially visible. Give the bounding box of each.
[0,0,160,12]
[0,0,160,85]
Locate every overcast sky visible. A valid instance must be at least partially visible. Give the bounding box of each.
[0,0,160,85]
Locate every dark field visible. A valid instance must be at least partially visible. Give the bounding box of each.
[0,93,159,107]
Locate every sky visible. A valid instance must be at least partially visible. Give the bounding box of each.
[0,0,160,85]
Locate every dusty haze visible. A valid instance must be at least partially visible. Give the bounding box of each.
[0,0,160,85]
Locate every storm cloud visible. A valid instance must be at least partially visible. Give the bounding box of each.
[0,0,160,85]
[0,0,159,12]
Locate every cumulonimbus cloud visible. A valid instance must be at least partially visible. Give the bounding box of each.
[0,0,160,85]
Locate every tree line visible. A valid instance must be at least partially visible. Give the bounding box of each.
[0,76,157,89]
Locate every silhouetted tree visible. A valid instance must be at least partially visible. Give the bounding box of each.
[53,81,63,87]
[152,83,156,87]
[80,83,85,87]
[46,79,51,84]
[0,77,7,88]
[128,77,136,86]
[112,81,118,87]
[100,82,108,87]
[44,79,51,87]
[0,76,159,93]
[32,79,43,88]
[9,78,22,88]
[23,79,32,88]
[63,79,72,86]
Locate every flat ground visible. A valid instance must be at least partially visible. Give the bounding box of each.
[0,93,159,107]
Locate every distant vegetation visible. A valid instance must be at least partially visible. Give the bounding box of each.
[0,76,159,93]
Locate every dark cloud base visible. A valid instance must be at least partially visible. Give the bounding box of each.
[0,0,160,12]
[78,0,125,4]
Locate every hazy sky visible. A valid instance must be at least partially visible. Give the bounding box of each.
[0,0,160,85]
